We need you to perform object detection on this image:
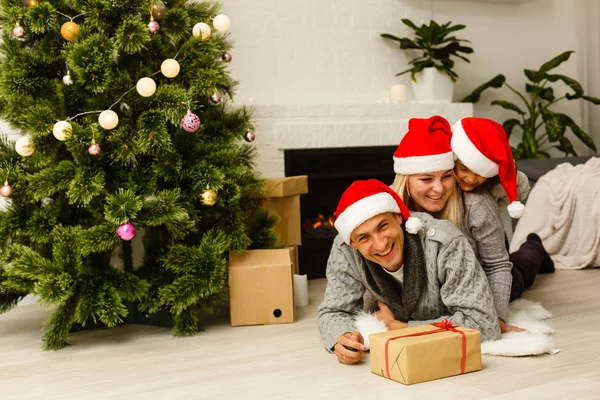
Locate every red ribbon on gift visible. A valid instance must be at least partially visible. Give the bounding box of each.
[384,318,467,379]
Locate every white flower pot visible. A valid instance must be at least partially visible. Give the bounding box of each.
[411,67,454,104]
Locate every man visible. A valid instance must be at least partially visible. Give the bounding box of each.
[318,179,501,365]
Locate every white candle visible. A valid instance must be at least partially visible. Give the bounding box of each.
[390,84,407,104]
[293,274,309,307]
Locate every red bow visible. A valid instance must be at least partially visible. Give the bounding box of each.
[433,318,456,330]
[384,319,467,379]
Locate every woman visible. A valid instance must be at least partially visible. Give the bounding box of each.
[391,116,552,333]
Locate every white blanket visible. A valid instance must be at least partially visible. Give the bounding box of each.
[511,157,600,269]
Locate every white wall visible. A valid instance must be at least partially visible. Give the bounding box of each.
[220,0,596,155]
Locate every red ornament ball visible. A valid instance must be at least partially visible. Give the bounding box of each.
[181,110,200,132]
[148,20,160,34]
[117,222,136,241]
[222,51,232,62]
[244,130,256,143]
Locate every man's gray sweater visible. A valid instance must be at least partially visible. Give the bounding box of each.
[317,212,501,351]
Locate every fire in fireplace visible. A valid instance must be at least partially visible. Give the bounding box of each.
[285,146,397,279]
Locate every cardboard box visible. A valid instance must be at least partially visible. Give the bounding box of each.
[288,246,299,275]
[228,249,295,326]
[264,176,309,198]
[259,176,308,246]
[369,321,482,385]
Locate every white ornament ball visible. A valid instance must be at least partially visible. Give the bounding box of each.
[213,14,231,33]
[62,73,73,85]
[15,136,34,157]
[136,77,157,97]
[192,22,211,40]
[98,110,119,130]
[52,120,72,141]
[161,59,180,78]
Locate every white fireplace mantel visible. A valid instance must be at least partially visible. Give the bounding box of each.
[250,103,473,178]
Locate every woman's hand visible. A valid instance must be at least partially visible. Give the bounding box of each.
[373,301,408,330]
[498,318,526,333]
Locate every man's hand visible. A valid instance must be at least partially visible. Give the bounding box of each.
[498,318,526,333]
[334,331,365,365]
[373,301,408,331]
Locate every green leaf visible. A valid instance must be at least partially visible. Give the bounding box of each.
[545,74,583,99]
[524,69,541,83]
[552,113,597,152]
[491,100,526,115]
[401,19,420,31]
[583,95,600,105]
[562,115,597,152]
[502,119,522,138]
[556,137,577,157]
[540,109,565,142]
[461,74,506,103]
[537,51,574,76]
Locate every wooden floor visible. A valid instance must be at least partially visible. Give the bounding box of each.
[1,269,599,399]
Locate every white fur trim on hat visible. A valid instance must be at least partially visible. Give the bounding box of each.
[451,120,498,178]
[354,312,388,350]
[393,151,455,175]
[507,201,525,218]
[334,192,400,244]
[405,216,423,234]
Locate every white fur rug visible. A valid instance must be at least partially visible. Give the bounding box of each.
[482,299,560,357]
[354,299,560,357]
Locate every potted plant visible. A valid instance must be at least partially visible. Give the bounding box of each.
[461,51,598,159]
[381,19,473,104]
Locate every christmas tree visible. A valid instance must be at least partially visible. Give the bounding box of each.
[0,0,276,350]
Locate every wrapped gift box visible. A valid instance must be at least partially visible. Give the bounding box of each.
[369,320,482,385]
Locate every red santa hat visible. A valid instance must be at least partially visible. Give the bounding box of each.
[393,115,454,174]
[450,117,525,218]
[334,179,422,244]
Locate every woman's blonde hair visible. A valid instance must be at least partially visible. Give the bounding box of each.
[390,172,463,229]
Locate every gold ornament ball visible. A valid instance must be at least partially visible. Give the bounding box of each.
[136,77,157,97]
[52,120,72,141]
[161,59,180,78]
[23,0,38,6]
[213,14,231,33]
[151,1,167,20]
[98,110,119,130]
[60,21,80,41]
[192,22,211,40]
[15,136,34,157]
[200,188,217,206]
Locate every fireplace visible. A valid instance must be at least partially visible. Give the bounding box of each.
[285,146,397,279]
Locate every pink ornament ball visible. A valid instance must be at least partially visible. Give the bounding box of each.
[88,143,101,156]
[117,222,136,241]
[222,51,232,62]
[181,110,200,133]
[148,20,160,34]
[210,93,222,104]
[13,25,25,38]
[244,130,256,143]
[0,183,12,198]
